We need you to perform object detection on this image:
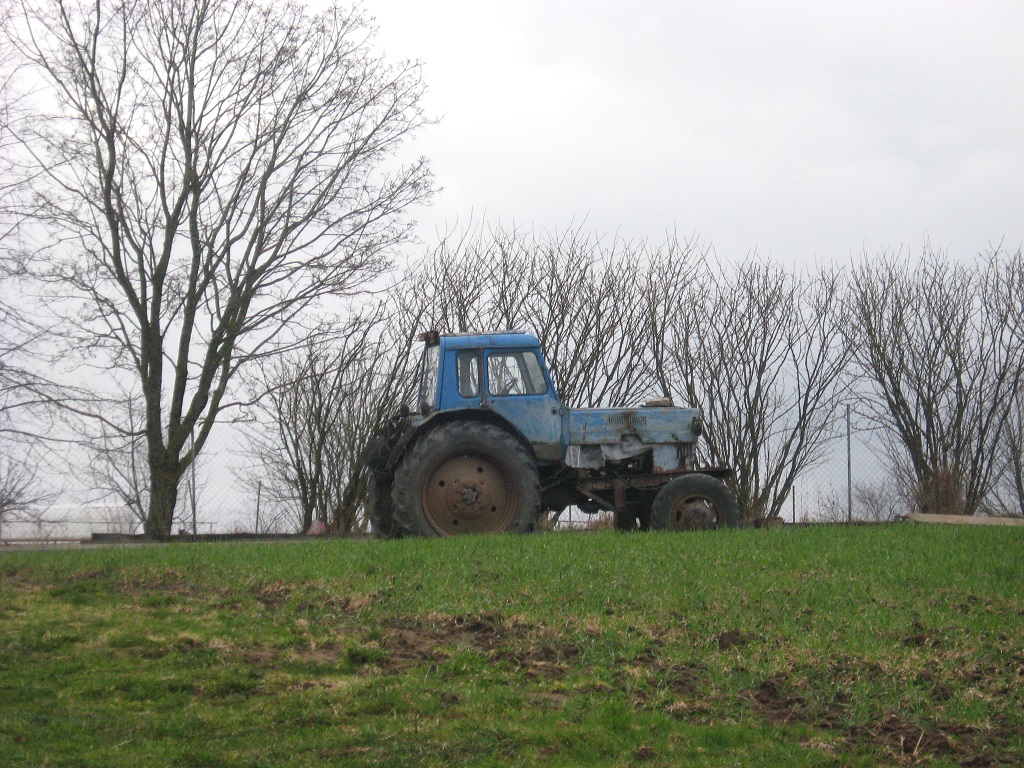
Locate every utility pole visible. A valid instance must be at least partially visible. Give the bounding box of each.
[255,481,263,534]
[846,404,852,524]
[190,430,198,537]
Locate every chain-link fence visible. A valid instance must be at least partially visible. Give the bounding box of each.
[788,408,902,524]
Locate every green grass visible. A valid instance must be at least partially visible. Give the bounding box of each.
[1,524,1022,766]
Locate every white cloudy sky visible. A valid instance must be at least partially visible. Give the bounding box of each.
[363,0,1024,264]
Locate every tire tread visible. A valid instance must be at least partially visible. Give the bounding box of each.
[392,421,539,536]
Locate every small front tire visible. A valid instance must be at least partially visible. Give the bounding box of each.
[651,474,740,531]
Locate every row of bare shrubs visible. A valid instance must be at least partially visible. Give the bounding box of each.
[241,225,1024,532]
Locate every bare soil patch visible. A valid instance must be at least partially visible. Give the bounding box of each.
[382,612,578,678]
[842,713,1019,767]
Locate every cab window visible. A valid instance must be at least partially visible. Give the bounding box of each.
[487,351,548,396]
[419,343,439,412]
[457,350,480,398]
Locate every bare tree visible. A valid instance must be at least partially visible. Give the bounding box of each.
[82,390,150,529]
[988,251,1024,517]
[239,493,292,535]
[406,226,495,335]
[0,5,25,438]
[12,0,432,537]
[242,307,420,534]
[0,5,62,521]
[814,489,849,524]
[846,248,1023,516]
[853,481,905,522]
[406,223,663,407]
[396,232,852,528]
[815,482,904,524]
[0,452,38,536]
[523,229,662,408]
[989,389,1024,517]
[364,223,670,529]
[652,258,850,521]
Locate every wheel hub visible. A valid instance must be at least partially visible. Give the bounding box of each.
[672,497,718,530]
[447,479,486,519]
[422,453,517,534]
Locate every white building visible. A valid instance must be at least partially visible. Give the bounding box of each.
[1,504,140,543]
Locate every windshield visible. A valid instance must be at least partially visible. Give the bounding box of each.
[419,343,440,413]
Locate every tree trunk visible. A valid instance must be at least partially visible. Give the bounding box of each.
[145,460,181,539]
[914,463,968,516]
[332,473,364,535]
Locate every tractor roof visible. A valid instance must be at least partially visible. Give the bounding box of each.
[432,331,541,350]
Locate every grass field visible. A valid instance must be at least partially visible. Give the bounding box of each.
[1,524,1022,767]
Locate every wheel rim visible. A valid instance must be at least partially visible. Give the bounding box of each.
[421,453,518,535]
[667,493,720,531]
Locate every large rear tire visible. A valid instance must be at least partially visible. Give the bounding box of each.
[392,422,540,536]
[651,474,740,531]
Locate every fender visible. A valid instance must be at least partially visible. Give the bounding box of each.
[382,407,538,474]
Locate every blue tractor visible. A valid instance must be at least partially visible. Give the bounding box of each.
[362,331,739,537]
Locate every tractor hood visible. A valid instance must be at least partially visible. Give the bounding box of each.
[567,406,703,446]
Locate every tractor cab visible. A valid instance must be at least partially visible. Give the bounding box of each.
[415,331,564,462]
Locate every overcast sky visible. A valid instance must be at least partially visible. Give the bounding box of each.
[363,0,1024,265]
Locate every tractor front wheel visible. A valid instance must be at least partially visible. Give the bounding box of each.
[651,474,740,531]
[392,422,540,536]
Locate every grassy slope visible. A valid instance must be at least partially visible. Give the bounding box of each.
[1,525,1022,767]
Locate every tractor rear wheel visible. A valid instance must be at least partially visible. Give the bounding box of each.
[651,474,740,531]
[392,422,540,536]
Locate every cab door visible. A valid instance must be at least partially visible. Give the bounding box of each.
[483,349,563,462]
[438,348,483,409]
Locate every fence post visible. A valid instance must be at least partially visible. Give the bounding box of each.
[255,481,262,534]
